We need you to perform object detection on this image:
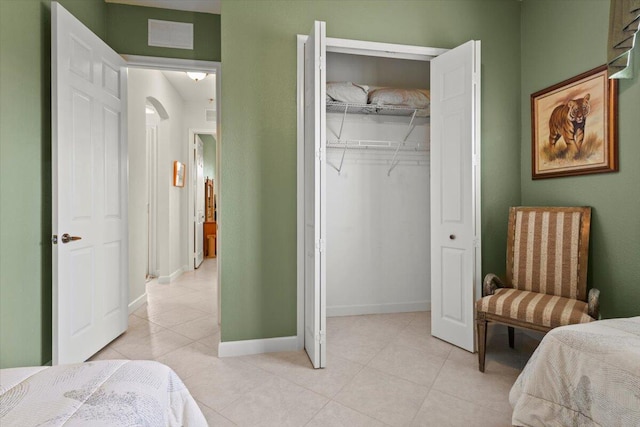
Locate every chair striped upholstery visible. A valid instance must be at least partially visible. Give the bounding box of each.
[476,288,593,329]
[475,206,594,372]
[508,209,586,300]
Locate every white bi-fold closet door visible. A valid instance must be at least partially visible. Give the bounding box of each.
[300,21,481,369]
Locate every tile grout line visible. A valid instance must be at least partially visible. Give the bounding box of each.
[435,388,515,418]
[302,397,332,426]
[340,364,429,425]
[195,398,238,426]
[406,351,448,426]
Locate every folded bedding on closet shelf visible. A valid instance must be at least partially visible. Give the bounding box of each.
[368,87,431,111]
[326,81,369,105]
[326,82,431,116]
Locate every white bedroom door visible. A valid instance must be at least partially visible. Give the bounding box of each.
[304,20,327,369]
[430,40,481,352]
[195,137,205,268]
[52,2,128,364]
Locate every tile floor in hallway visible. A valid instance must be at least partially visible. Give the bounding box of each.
[91,258,542,426]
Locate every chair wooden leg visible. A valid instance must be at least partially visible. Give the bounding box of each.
[477,314,487,373]
[508,326,515,349]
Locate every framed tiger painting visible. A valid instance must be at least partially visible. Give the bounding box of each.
[531,65,618,179]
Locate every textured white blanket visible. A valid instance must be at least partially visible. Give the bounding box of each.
[510,317,640,427]
[0,360,207,426]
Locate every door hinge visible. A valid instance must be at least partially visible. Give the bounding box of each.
[316,147,325,162]
[315,330,326,344]
[51,234,58,244]
[473,71,480,86]
[319,56,325,71]
[473,238,480,248]
[316,239,325,253]
[472,155,480,166]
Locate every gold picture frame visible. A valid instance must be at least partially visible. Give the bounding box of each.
[531,65,618,179]
[173,161,185,187]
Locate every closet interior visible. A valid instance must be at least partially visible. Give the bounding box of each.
[325,52,432,317]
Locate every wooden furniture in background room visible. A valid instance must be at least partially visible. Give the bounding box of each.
[475,206,600,372]
[204,178,216,258]
[205,179,214,222]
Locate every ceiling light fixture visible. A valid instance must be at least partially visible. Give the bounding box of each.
[186,71,208,81]
[145,106,155,114]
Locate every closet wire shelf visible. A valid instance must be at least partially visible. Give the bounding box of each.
[326,101,429,117]
[326,101,429,176]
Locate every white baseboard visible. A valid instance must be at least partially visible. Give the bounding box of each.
[327,301,430,317]
[218,336,301,358]
[128,292,148,314]
[157,267,184,284]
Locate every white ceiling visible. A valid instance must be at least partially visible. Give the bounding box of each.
[105,0,221,14]
[162,70,216,102]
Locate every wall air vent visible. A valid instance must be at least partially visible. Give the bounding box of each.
[205,109,216,122]
[148,19,194,50]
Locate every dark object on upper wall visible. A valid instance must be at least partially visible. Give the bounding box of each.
[607,0,640,79]
[530,65,618,179]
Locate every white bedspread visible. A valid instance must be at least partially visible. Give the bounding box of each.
[0,360,207,426]
[510,316,640,427]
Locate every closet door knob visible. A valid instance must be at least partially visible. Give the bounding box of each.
[449,234,456,240]
[61,233,82,244]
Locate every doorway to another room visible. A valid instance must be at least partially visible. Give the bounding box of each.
[51,1,222,365]
[192,132,217,269]
[126,64,222,341]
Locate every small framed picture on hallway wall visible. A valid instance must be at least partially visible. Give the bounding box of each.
[531,65,618,179]
[173,161,185,187]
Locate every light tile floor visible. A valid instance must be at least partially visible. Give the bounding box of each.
[91,259,542,426]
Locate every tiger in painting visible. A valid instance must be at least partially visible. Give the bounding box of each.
[548,93,590,152]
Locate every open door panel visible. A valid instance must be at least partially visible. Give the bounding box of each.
[430,40,481,353]
[52,2,129,364]
[303,20,327,369]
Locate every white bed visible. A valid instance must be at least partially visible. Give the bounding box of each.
[510,316,640,427]
[0,360,207,426]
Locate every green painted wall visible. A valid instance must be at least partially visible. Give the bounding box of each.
[5,0,631,368]
[0,0,107,368]
[106,4,221,61]
[521,0,640,318]
[220,0,523,342]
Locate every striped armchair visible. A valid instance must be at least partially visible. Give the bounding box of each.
[475,207,600,372]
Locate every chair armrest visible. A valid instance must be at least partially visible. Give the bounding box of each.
[588,288,600,319]
[483,273,507,297]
